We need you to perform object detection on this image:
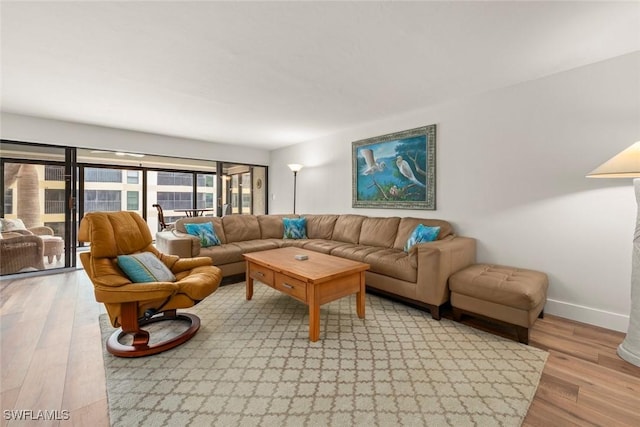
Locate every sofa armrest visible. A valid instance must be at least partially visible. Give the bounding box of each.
[414,236,476,306]
[155,231,201,258]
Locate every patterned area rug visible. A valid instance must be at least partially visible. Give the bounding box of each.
[100,282,547,426]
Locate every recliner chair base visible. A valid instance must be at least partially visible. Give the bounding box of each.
[107,309,200,358]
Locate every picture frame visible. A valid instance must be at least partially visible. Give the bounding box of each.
[352,124,436,209]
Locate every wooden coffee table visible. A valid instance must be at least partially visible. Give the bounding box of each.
[244,247,370,342]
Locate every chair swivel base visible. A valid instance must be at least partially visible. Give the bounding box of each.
[107,312,200,358]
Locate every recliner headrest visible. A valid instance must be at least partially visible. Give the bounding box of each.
[79,211,152,258]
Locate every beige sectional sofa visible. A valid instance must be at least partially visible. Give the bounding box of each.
[155,214,476,319]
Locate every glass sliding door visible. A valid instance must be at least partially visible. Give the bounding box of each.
[221,163,267,215]
[1,141,75,275]
[223,163,251,215]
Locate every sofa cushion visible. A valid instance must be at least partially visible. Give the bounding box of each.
[404,224,440,252]
[273,239,308,248]
[258,215,297,239]
[303,215,338,240]
[332,215,366,244]
[302,239,352,254]
[393,218,453,251]
[222,215,261,243]
[231,240,279,254]
[283,217,307,239]
[184,222,221,247]
[330,244,383,263]
[199,244,244,265]
[364,249,417,283]
[175,217,226,244]
[359,217,400,248]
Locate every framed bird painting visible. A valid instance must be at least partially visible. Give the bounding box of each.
[352,124,436,209]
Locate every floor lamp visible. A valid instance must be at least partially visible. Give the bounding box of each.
[288,164,303,214]
[587,141,640,367]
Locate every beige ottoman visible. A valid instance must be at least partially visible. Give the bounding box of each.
[40,235,64,264]
[449,264,548,344]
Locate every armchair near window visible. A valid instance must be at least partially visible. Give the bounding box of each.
[0,232,45,274]
[1,219,64,265]
[79,211,222,357]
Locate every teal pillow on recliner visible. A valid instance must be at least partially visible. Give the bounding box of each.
[117,252,176,283]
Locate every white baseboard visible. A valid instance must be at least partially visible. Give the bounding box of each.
[545,299,629,333]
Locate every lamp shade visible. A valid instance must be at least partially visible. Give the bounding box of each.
[288,164,304,173]
[587,141,640,178]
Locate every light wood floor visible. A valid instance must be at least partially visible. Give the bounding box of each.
[1,271,639,426]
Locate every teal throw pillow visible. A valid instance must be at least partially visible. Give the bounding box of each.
[184,222,221,247]
[117,252,176,283]
[283,217,307,239]
[404,224,440,252]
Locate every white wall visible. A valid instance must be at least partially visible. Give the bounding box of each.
[270,52,640,332]
[0,113,270,165]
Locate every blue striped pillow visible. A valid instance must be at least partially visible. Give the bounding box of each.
[117,252,176,283]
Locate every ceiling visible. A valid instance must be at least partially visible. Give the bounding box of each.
[1,2,639,150]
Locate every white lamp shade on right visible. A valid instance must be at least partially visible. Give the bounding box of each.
[587,141,640,178]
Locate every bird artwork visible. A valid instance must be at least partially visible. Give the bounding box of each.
[360,148,386,175]
[396,155,425,187]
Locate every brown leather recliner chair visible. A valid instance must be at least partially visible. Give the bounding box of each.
[79,211,221,357]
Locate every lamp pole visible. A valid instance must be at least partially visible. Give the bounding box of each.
[620,177,640,366]
[588,141,640,367]
[293,170,299,214]
[288,164,303,214]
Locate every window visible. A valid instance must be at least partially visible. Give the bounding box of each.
[241,172,252,214]
[3,188,13,214]
[45,221,65,237]
[126,170,139,184]
[197,174,214,187]
[45,189,66,214]
[0,147,71,274]
[84,190,121,212]
[196,173,216,209]
[197,192,214,209]
[85,168,122,183]
[127,191,139,210]
[45,165,65,181]
[157,191,192,210]
[242,193,251,210]
[157,172,192,186]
